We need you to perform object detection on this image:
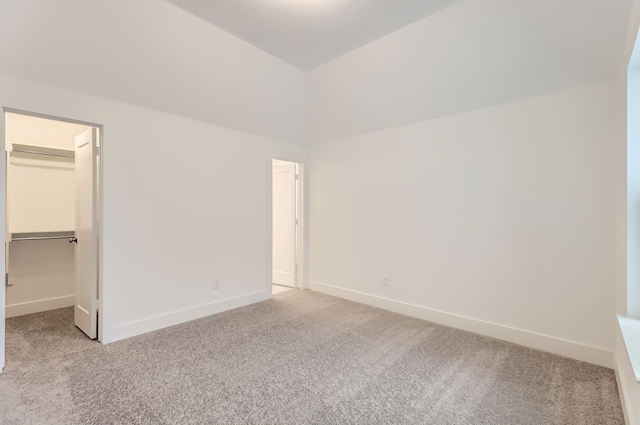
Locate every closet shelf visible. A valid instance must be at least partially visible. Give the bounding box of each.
[11,143,75,159]
[9,231,75,242]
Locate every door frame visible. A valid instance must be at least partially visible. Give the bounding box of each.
[268,157,306,295]
[0,107,104,369]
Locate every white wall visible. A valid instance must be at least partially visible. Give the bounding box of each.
[7,154,74,233]
[0,0,307,146]
[5,113,79,149]
[309,80,618,367]
[5,240,75,318]
[0,72,308,347]
[5,113,86,233]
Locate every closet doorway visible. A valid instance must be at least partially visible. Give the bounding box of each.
[272,159,301,295]
[3,109,102,350]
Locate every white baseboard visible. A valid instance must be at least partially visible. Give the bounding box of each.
[106,290,271,344]
[309,281,613,368]
[6,295,75,318]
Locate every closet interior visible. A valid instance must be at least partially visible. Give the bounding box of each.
[4,112,100,340]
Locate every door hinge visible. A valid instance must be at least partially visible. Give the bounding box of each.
[295,173,299,180]
[94,146,100,156]
[5,273,11,288]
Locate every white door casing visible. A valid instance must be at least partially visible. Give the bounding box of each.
[272,161,297,287]
[74,128,98,339]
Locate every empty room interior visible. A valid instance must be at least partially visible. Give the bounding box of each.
[1,0,640,424]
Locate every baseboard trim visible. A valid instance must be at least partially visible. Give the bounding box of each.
[309,281,613,368]
[6,295,75,318]
[107,290,271,344]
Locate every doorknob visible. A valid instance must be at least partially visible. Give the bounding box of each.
[69,237,78,243]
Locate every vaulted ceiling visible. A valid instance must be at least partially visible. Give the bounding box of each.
[166,0,464,70]
[307,0,635,142]
[0,0,633,144]
[166,0,632,74]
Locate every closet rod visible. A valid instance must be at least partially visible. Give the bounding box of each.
[11,235,75,241]
[11,148,74,159]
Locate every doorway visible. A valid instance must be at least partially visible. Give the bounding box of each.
[272,159,301,295]
[3,110,102,368]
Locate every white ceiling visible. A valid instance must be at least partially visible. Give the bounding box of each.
[0,0,632,145]
[306,0,633,142]
[165,0,464,70]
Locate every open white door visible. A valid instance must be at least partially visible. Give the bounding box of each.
[272,161,297,287]
[74,128,98,339]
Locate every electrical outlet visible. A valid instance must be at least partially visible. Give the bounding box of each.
[213,278,220,290]
[382,275,390,286]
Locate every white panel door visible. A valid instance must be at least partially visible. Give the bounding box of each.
[272,162,296,287]
[74,128,98,339]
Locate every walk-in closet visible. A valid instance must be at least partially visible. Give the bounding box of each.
[4,111,101,341]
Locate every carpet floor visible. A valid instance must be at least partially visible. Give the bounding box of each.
[0,290,625,425]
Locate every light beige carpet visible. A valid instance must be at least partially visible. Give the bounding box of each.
[0,290,625,424]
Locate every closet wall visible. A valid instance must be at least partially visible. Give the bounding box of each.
[5,113,87,317]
